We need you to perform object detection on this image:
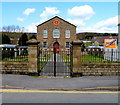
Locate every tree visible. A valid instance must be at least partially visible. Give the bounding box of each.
[30,35,37,39]
[11,25,16,32]
[16,25,20,32]
[18,33,28,46]
[104,33,109,36]
[2,25,25,33]
[2,35,11,44]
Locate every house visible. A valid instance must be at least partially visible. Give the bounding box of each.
[37,16,76,52]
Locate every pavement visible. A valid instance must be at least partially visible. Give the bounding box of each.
[1,74,119,91]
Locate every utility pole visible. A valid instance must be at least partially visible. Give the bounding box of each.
[118,23,120,61]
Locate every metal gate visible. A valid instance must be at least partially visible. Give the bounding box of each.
[38,47,72,76]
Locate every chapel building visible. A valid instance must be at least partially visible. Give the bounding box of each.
[37,16,76,52]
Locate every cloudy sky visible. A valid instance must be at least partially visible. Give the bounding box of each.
[2,2,119,33]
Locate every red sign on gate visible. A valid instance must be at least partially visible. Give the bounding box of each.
[53,44,59,53]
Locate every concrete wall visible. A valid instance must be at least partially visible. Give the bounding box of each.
[79,63,120,76]
[0,62,28,74]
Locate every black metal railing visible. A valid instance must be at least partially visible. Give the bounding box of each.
[1,47,28,62]
[81,48,120,63]
[38,49,51,71]
[38,48,71,76]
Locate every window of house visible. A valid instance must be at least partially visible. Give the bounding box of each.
[43,42,47,48]
[66,30,70,38]
[66,42,70,48]
[43,29,47,38]
[53,29,60,38]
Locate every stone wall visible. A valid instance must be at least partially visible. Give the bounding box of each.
[0,62,28,74]
[1,62,120,76]
[79,63,120,76]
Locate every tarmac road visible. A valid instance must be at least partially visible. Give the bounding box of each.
[1,74,119,89]
[1,74,119,104]
[2,90,119,103]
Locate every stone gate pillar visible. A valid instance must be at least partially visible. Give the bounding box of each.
[27,39,40,75]
[71,39,82,77]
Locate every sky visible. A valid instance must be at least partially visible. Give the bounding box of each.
[1,2,119,33]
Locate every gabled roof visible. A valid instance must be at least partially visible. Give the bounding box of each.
[37,16,76,27]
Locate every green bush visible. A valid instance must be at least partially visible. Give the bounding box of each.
[2,50,12,59]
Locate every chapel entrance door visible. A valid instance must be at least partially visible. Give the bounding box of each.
[53,42,59,54]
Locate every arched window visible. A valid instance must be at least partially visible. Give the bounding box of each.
[43,29,47,38]
[66,30,70,38]
[53,29,60,38]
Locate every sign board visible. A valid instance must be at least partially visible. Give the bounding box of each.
[104,39,117,49]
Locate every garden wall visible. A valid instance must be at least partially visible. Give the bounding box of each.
[0,62,29,74]
[79,63,120,76]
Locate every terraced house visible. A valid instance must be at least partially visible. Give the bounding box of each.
[37,16,76,52]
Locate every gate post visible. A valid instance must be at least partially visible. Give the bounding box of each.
[27,39,40,75]
[71,40,83,77]
[53,47,56,77]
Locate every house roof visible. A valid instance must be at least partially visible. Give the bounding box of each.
[37,16,76,27]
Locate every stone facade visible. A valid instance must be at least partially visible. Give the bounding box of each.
[1,62,119,76]
[0,62,28,74]
[71,40,82,73]
[79,63,120,76]
[27,39,40,75]
[37,16,76,50]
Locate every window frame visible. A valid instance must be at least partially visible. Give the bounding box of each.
[42,42,47,48]
[53,29,60,38]
[43,29,48,38]
[66,29,70,38]
[66,42,70,48]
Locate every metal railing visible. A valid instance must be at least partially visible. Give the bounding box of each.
[81,48,120,63]
[38,48,72,76]
[1,47,28,62]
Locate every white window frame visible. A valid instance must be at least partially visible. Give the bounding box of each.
[66,30,70,38]
[53,29,60,38]
[66,42,70,48]
[42,42,47,48]
[43,29,47,38]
